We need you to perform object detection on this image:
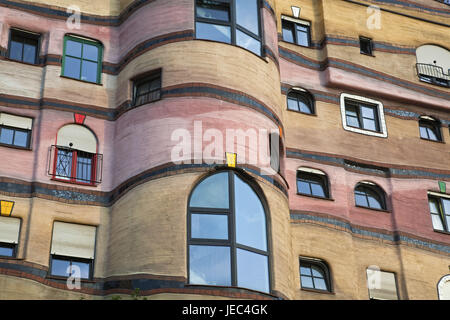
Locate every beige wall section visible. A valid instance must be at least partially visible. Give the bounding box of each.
[20,0,120,17]
[0,60,43,99]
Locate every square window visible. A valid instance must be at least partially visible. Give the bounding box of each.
[360,37,373,55]
[8,29,40,64]
[0,113,32,149]
[133,74,162,106]
[281,17,311,47]
[428,195,450,232]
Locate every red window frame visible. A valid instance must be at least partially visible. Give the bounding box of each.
[52,147,98,186]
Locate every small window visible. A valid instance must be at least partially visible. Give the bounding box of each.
[340,93,387,138]
[133,73,161,106]
[287,90,314,114]
[50,222,96,280]
[359,37,373,55]
[269,132,280,173]
[62,35,103,84]
[0,216,21,258]
[299,258,331,292]
[428,195,450,232]
[0,113,33,149]
[297,168,329,199]
[8,29,40,64]
[281,17,311,47]
[354,182,386,210]
[366,267,398,300]
[419,116,442,142]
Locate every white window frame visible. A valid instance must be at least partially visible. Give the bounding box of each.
[340,93,388,138]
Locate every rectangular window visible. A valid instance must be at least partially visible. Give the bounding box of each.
[281,17,311,47]
[428,195,450,232]
[366,268,398,300]
[54,147,97,185]
[360,36,373,55]
[0,216,21,258]
[62,36,103,84]
[50,222,96,279]
[133,74,161,106]
[0,113,32,149]
[8,29,40,64]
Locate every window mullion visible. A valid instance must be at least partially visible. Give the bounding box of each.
[229,171,237,287]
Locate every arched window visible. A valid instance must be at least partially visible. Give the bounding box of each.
[299,257,332,292]
[188,170,270,293]
[419,116,442,142]
[51,124,101,185]
[296,167,330,199]
[354,182,386,211]
[438,275,450,300]
[287,89,315,114]
[416,45,450,87]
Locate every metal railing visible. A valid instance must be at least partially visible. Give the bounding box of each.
[416,63,450,88]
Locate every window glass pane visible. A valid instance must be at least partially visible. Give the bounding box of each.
[301,276,314,288]
[71,260,91,279]
[311,265,324,278]
[189,245,231,286]
[426,127,438,141]
[282,22,294,43]
[314,278,328,291]
[13,130,28,148]
[346,116,360,128]
[419,126,429,139]
[363,118,377,131]
[355,191,368,207]
[299,100,313,114]
[442,199,450,214]
[367,195,382,209]
[235,174,267,251]
[345,107,358,117]
[76,154,92,183]
[196,22,231,44]
[310,183,325,197]
[190,172,229,209]
[51,258,70,277]
[361,106,375,119]
[56,149,73,179]
[0,128,14,145]
[296,27,309,46]
[63,56,81,79]
[150,79,161,91]
[82,44,99,61]
[23,43,36,64]
[236,249,269,293]
[236,0,259,35]
[300,266,312,276]
[236,29,261,55]
[431,214,444,231]
[81,60,98,83]
[191,214,228,240]
[429,199,439,214]
[297,180,311,195]
[0,246,14,257]
[9,40,23,61]
[66,40,82,57]
[287,97,299,111]
[196,0,230,21]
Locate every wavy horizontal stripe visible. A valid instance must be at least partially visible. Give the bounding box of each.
[290,211,450,255]
[368,0,450,15]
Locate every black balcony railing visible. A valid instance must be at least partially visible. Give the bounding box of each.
[416,63,450,88]
[48,145,103,185]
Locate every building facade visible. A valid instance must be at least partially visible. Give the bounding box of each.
[0,0,449,300]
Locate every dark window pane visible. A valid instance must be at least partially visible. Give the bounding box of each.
[51,258,71,277]
[71,260,91,279]
[235,174,267,251]
[82,44,99,61]
[191,214,228,240]
[81,60,98,83]
[360,38,372,54]
[9,40,23,61]
[190,172,229,208]
[297,180,311,195]
[0,128,14,145]
[0,246,14,257]
[23,43,36,64]
[76,154,93,182]
[189,245,231,286]
[56,149,73,179]
[66,40,82,57]
[196,22,231,43]
[282,22,294,43]
[311,265,324,278]
[236,0,259,35]
[236,29,261,55]
[299,100,313,114]
[196,0,230,21]
[64,57,81,79]
[426,127,438,141]
[236,249,269,293]
[13,130,28,148]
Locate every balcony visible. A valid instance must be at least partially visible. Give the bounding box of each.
[416,63,450,88]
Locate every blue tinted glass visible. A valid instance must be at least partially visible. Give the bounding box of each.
[311,183,325,197]
[443,199,450,215]
[0,246,14,257]
[196,0,230,21]
[361,106,375,119]
[0,128,14,145]
[296,27,309,46]
[63,56,81,79]
[234,175,266,251]
[282,24,294,43]
[236,30,261,55]
[71,261,91,279]
[311,265,324,278]
[191,214,228,240]
[66,40,82,57]
[314,278,327,290]
[56,150,73,178]
[287,97,298,111]
[196,22,231,43]
[23,43,36,64]
[236,0,259,35]
[9,41,23,61]
[51,258,70,277]
[81,60,98,83]
[419,126,429,139]
[190,172,229,209]
[301,276,314,288]
[236,249,269,293]
[367,195,382,209]
[76,155,92,182]
[82,44,99,61]
[299,100,312,114]
[300,266,312,276]
[297,180,311,195]
[355,192,368,207]
[363,118,377,131]
[347,116,360,128]
[13,130,28,147]
[426,127,438,141]
[189,245,231,286]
